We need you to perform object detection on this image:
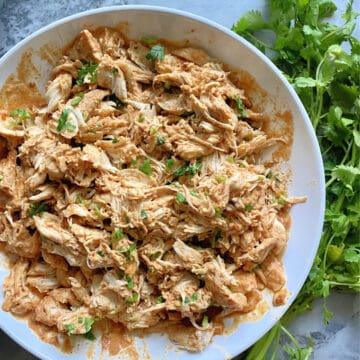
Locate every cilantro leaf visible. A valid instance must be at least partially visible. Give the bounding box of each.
[146,45,165,61]
[138,158,153,176]
[29,202,50,218]
[77,62,98,85]
[56,109,75,133]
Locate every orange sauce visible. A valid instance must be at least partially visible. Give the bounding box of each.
[0,24,294,358]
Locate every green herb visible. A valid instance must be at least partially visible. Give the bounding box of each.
[137,115,145,122]
[216,175,227,183]
[245,203,253,212]
[173,161,202,177]
[84,318,94,333]
[201,315,209,327]
[112,228,124,243]
[84,331,96,341]
[120,243,137,261]
[165,158,175,170]
[233,1,360,359]
[140,210,148,220]
[156,135,166,145]
[227,156,235,163]
[141,36,158,44]
[0,174,3,181]
[150,127,158,136]
[77,62,98,85]
[8,108,30,128]
[184,296,191,305]
[139,159,153,176]
[233,96,247,118]
[93,204,104,217]
[96,250,104,257]
[164,81,172,90]
[56,109,75,133]
[112,136,118,143]
[112,67,118,74]
[191,293,198,302]
[29,202,50,218]
[150,251,161,260]
[175,192,186,204]
[156,295,164,304]
[64,324,76,336]
[146,45,165,61]
[125,274,134,289]
[71,92,84,106]
[190,189,199,196]
[10,108,30,120]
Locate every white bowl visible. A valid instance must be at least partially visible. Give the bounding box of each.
[0,6,325,360]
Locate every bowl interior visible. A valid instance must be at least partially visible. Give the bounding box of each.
[0,6,325,360]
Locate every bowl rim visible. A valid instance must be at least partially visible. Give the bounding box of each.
[0,5,325,360]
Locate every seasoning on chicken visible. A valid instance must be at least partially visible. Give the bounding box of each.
[0,27,306,353]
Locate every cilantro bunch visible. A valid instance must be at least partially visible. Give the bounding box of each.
[232,0,359,358]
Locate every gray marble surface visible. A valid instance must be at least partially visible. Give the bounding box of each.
[0,1,359,359]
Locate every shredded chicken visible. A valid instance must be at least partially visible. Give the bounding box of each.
[0,28,306,352]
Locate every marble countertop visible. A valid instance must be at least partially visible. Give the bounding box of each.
[0,1,359,359]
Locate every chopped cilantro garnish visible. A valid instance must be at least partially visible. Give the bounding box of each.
[56,108,75,133]
[9,108,30,120]
[184,296,191,305]
[77,62,98,85]
[245,203,254,212]
[112,228,124,243]
[150,127,158,136]
[84,318,94,333]
[201,315,209,327]
[139,159,153,176]
[96,250,104,257]
[150,251,161,260]
[191,293,198,302]
[190,189,199,196]
[130,158,137,167]
[156,135,166,145]
[164,81,172,90]
[165,158,175,170]
[137,115,145,122]
[125,274,134,289]
[233,96,247,118]
[29,202,50,218]
[175,192,187,204]
[120,244,137,261]
[146,45,165,61]
[64,324,76,336]
[84,331,96,341]
[112,136,118,143]
[173,161,202,178]
[140,210,148,220]
[156,295,164,304]
[112,67,118,74]
[216,175,227,183]
[71,92,84,106]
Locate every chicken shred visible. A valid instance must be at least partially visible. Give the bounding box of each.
[0,27,305,353]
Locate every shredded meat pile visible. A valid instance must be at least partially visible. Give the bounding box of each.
[0,28,306,352]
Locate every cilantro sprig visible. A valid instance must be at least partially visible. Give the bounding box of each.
[146,45,165,61]
[77,62,98,85]
[56,109,75,133]
[233,1,360,359]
